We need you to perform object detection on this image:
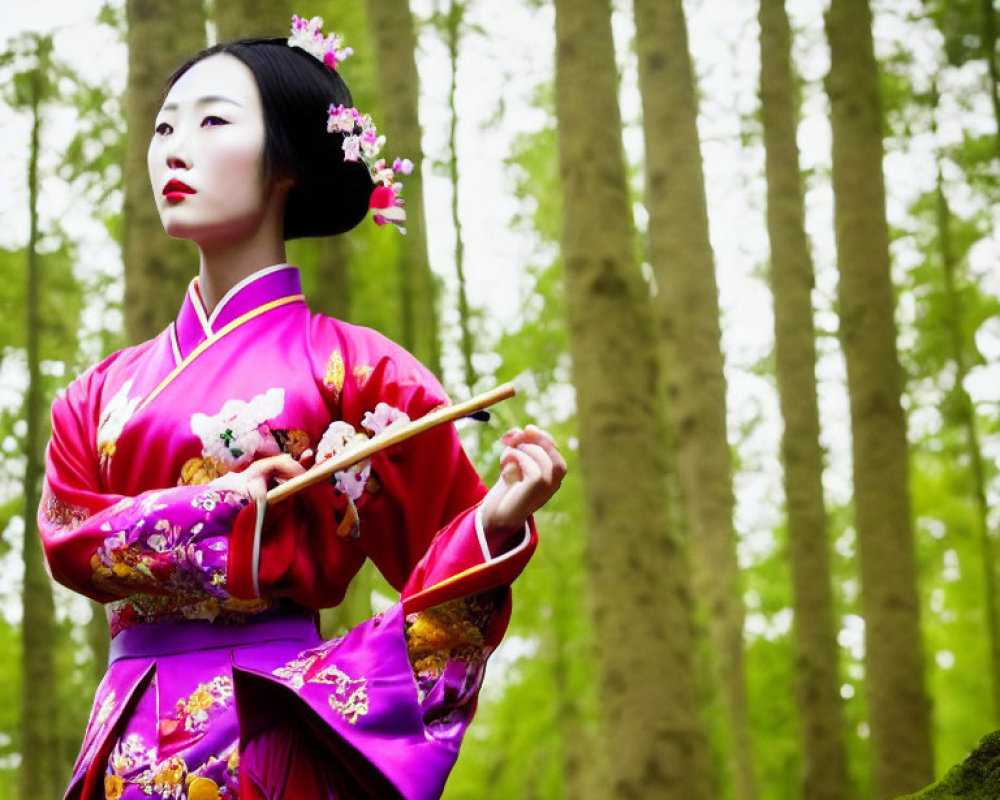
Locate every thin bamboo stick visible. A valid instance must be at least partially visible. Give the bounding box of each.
[266,382,516,504]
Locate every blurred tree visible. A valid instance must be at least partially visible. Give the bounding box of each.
[367,0,441,378]
[16,35,59,800]
[758,1,851,798]
[122,0,204,343]
[632,1,753,798]
[825,0,934,795]
[429,0,476,394]
[214,0,288,40]
[553,0,711,797]
[920,0,1000,161]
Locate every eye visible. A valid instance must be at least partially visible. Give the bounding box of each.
[155,121,172,135]
[202,115,229,127]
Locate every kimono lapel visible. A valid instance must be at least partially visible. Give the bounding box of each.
[146,265,306,413]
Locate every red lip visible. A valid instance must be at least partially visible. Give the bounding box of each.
[163,178,196,196]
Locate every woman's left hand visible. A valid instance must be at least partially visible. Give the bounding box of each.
[480,425,567,535]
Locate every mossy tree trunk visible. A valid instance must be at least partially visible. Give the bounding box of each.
[123,0,205,343]
[758,2,852,798]
[553,0,711,797]
[825,0,934,796]
[633,1,754,798]
[366,0,441,378]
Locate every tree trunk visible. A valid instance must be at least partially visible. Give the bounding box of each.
[20,40,60,799]
[553,0,711,797]
[758,2,852,799]
[825,0,935,796]
[366,0,441,378]
[214,0,288,41]
[310,236,353,320]
[123,0,204,344]
[929,103,1000,725]
[633,2,753,798]
[897,730,1000,800]
[980,0,1000,161]
[444,1,476,395]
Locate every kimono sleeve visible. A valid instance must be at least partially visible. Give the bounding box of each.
[39,365,248,604]
[342,340,538,616]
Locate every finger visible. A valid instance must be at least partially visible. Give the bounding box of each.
[503,425,561,460]
[259,454,307,479]
[502,445,542,486]
[513,442,555,483]
[501,427,524,447]
[524,424,557,446]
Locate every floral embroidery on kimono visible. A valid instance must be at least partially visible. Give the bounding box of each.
[318,664,369,724]
[105,736,239,799]
[315,402,409,502]
[43,485,89,532]
[97,379,140,466]
[176,676,234,734]
[270,648,369,724]
[323,348,345,394]
[406,594,499,679]
[186,387,285,475]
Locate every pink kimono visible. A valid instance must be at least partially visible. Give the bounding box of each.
[39,265,537,799]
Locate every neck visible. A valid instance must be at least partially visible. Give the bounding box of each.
[197,243,287,314]
[195,215,287,315]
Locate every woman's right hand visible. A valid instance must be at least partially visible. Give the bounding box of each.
[212,454,306,502]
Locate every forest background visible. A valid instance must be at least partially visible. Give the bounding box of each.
[2,0,1000,798]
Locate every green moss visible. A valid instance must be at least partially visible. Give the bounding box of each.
[898,732,1000,799]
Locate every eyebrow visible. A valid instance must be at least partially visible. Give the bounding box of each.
[161,95,244,111]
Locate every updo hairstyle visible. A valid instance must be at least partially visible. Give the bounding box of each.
[166,37,375,239]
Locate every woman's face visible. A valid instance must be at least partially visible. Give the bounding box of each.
[148,54,275,246]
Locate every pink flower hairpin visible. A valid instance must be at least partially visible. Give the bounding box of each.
[289,14,415,232]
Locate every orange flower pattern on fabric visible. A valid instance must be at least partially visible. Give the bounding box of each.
[104,736,239,798]
[176,676,234,734]
[406,594,498,678]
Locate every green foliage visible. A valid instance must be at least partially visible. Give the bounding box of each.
[920,0,991,68]
[0,620,22,798]
[0,246,83,365]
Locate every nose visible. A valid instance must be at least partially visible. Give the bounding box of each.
[163,127,192,171]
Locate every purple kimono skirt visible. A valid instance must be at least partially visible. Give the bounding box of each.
[83,602,476,800]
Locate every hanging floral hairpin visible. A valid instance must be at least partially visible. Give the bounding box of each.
[289,14,414,233]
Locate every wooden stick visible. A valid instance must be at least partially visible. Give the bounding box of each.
[266,382,517,505]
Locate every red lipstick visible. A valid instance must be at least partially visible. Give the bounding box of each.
[163,178,196,202]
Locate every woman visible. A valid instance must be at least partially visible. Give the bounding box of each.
[39,17,564,800]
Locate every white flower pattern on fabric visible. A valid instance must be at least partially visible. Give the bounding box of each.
[97,379,140,464]
[360,402,410,436]
[316,420,370,500]
[189,388,285,469]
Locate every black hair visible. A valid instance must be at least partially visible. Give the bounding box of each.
[166,37,374,239]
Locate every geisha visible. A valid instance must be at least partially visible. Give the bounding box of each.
[38,16,565,800]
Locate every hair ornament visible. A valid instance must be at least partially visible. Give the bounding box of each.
[288,15,353,70]
[290,14,414,233]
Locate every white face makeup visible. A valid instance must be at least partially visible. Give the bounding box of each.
[147,54,273,246]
